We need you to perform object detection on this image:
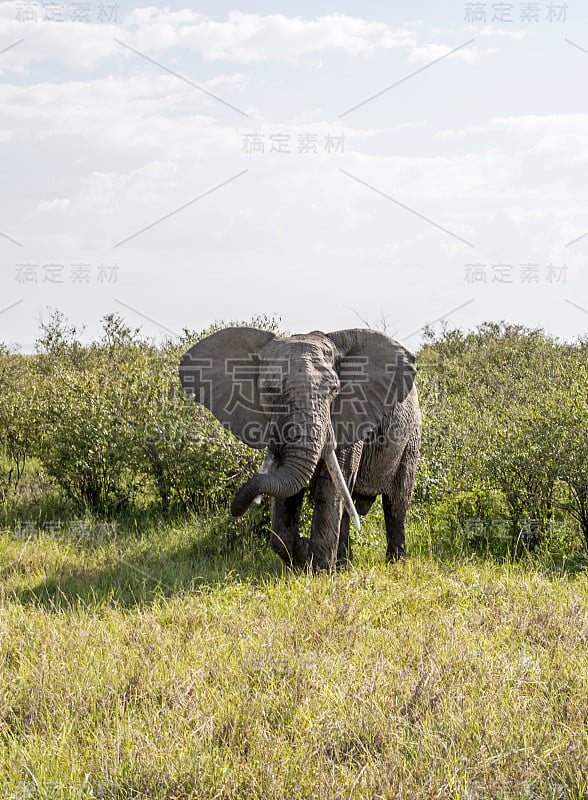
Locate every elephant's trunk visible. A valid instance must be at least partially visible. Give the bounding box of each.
[230,441,320,517]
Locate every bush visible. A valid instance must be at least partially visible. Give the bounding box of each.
[417,322,588,550]
[28,311,274,515]
[0,352,43,504]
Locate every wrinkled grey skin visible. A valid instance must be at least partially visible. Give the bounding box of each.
[179,327,421,570]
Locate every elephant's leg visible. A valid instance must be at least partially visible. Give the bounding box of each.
[336,511,352,568]
[383,434,419,562]
[309,462,344,570]
[383,494,407,561]
[270,490,308,567]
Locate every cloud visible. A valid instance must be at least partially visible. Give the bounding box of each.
[0,74,241,148]
[436,114,588,140]
[434,115,588,170]
[38,197,71,211]
[125,10,488,65]
[0,6,490,70]
[476,27,526,40]
[0,3,118,71]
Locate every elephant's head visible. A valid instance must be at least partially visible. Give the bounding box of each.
[179,327,416,520]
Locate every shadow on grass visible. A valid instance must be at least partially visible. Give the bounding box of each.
[9,510,286,611]
[6,505,588,612]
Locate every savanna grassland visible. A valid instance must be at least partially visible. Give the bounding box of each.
[0,312,587,799]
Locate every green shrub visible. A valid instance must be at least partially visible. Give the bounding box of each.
[29,312,274,515]
[417,322,588,551]
[0,352,43,503]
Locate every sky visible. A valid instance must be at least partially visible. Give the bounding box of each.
[0,0,587,351]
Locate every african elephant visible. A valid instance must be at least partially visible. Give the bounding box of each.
[179,327,421,570]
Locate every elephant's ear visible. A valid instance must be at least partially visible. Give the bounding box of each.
[327,329,416,446]
[179,327,277,449]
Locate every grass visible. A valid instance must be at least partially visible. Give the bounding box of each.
[0,507,587,799]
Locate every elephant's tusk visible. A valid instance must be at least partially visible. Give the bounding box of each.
[324,450,361,531]
[253,449,278,504]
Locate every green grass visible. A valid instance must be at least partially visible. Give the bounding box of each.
[0,509,587,799]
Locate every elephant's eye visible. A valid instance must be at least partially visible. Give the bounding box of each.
[259,370,283,392]
[329,382,339,397]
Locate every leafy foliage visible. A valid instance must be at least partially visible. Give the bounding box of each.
[1,312,587,556]
[2,311,273,515]
[417,322,588,551]
[0,353,41,501]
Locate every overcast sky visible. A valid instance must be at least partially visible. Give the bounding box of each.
[0,0,587,350]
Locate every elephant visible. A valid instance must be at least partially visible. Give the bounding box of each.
[179,327,421,570]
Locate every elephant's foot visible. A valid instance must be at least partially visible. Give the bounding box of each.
[304,541,339,572]
[271,530,310,568]
[278,536,332,572]
[385,544,406,563]
[336,552,352,570]
[295,536,311,566]
[336,536,352,570]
